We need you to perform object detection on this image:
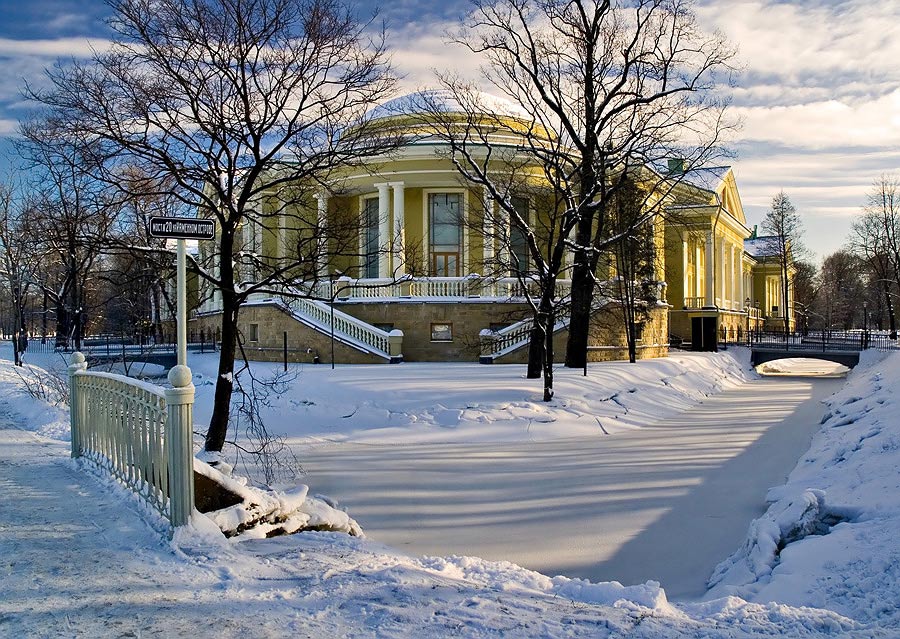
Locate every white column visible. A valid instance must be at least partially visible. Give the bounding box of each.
[767,276,775,315]
[314,192,329,277]
[704,231,714,307]
[498,201,510,276]
[682,233,689,305]
[482,190,494,265]
[717,236,726,306]
[375,183,390,278]
[730,245,738,309]
[390,182,405,276]
[738,255,745,309]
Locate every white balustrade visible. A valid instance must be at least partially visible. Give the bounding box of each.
[298,277,572,302]
[68,353,195,529]
[287,296,392,356]
[486,309,572,357]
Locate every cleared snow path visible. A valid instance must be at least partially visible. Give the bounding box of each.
[298,374,843,600]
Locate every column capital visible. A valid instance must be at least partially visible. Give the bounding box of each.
[389,181,405,188]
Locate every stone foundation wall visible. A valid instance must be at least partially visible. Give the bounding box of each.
[191,305,388,365]
[337,300,532,362]
[493,305,669,364]
[192,299,669,365]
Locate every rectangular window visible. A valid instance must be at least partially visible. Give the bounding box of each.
[430,322,453,342]
[430,193,462,276]
[509,196,529,274]
[363,197,379,278]
[249,323,260,343]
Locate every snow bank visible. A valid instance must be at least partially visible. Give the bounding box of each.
[193,457,363,539]
[0,359,70,440]
[705,350,900,629]
[707,488,830,590]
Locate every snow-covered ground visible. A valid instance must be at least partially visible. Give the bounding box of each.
[2,344,899,636]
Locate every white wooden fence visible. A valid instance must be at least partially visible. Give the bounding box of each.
[68,352,195,528]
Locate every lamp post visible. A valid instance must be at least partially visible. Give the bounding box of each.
[744,297,751,345]
[863,302,869,349]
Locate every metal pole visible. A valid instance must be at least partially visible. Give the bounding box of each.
[177,239,187,367]
[283,331,288,372]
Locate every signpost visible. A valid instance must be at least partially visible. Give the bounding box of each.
[148,216,215,240]
[149,216,216,367]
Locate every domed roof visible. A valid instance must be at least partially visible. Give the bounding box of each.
[368,89,532,122]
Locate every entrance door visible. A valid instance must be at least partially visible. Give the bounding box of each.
[691,317,718,352]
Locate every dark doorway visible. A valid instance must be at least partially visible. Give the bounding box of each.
[691,316,718,352]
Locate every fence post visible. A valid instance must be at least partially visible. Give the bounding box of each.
[165,364,195,528]
[67,352,88,459]
[388,329,404,363]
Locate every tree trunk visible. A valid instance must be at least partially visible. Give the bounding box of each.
[204,297,239,452]
[542,310,554,402]
[55,302,69,349]
[526,323,543,378]
[565,254,592,369]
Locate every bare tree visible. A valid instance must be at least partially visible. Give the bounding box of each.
[791,259,818,335]
[850,175,900,338]
[761,191,805,332]
[0,182,35,365]
[817,250,865,331]
[413,89,573,398]
[435,0,735,372]
[16,118,114,350]
[29,0,400,453]
[603,176,660,363]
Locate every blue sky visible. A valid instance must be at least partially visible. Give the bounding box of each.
[2,0,899,262]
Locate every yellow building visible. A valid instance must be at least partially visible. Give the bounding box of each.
[194,91,670,364]
[664,166,794,349]
[194,92,792,363]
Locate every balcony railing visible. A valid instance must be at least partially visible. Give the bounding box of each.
[684,296,705,309]
[306,276,572,302]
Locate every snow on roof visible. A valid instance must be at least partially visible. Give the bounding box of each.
[678,166,732,193]
[744,236,778,258]
[368,89,532,122]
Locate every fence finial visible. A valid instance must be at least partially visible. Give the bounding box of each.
[168,364,192,388]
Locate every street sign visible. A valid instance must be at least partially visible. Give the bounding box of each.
[148,216,216,240]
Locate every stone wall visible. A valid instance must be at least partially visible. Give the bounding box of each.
[191,305,389,365]
[336,300,532,362]
[192,299,669,365]
[492,305,669,364]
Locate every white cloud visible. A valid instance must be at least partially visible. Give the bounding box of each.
[389,25,483,93]
[0,37,112,58]
[732,88,900,149]
[698,0,900,91]
[734,148,900,260]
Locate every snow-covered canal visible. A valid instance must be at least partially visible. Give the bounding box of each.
[298,370,844,601]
